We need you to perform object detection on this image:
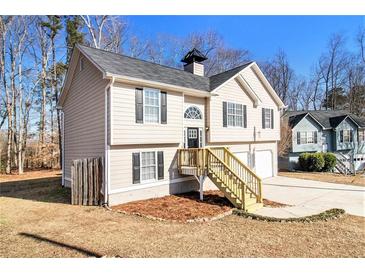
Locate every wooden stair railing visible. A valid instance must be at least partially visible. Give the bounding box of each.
[208,147,262,204]
[177,147,263,211]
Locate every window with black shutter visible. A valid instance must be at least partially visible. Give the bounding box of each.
[157,151,164,180]
[132,153,140,184]
[223,101,227,127]
[161,92,167,124]
[135,88,143,123]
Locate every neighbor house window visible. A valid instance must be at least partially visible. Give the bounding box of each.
[227,102,243,127]
[341,129,353,143]
[297,131,318,145]
[359,129,365,142]
[144,88,160,123]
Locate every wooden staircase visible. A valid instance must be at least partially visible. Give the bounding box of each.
[335,152,354,175]
[178,147,263,212]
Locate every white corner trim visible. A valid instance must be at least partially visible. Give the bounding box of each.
[104,77,115,205]
[109,176,195,195]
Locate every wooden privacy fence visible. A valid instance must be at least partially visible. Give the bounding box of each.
[71,157,104,206]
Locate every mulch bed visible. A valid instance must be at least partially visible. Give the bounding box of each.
[112,190,233,222]
[112,190,289,222]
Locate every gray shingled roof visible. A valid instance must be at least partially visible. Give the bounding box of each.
[209,62,254,91]
[284,110,365,129]
[78,44,252,92]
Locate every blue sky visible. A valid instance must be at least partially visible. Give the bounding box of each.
[127,16,364,76]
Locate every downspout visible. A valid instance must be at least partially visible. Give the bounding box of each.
[104,77,115,205]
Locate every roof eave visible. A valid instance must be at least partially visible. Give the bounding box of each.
[107,72,212,97]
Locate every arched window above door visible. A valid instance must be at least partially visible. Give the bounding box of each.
[184,106,202,119]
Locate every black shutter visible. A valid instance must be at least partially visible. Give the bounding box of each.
[262,108,266,129]
[297,132,301,145]
[157,151,164,180]
[270,109,274,129]
[314,131,318,143]
[132,153,140,184]
[243,105,247,128]
[135,88,143,123]
[223,102,227,127]
[350,130,353,142]
[161,92,167,124]
[340,130,343,143]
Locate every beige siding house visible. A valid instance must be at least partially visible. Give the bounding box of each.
[59,45,284,207]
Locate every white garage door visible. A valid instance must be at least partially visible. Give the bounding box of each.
[235,152,249,166]
[255,150,273,178]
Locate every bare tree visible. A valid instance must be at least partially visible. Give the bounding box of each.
[357,27,365,64]
[262,50,294,106]
[35,17,50,166]
[317,34,349,110]
[0,16,13,173]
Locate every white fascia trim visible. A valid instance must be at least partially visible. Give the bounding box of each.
[250,63,285,109]
[107,73,212,98]
[305,113,328,130]
[235,74,261,107]
[109,176,195,195]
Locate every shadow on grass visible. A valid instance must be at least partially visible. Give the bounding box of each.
[19,232,102,257]
[1,178,71,204]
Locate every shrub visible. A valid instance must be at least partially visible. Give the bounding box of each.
[298,153,311,171]
[308,152,325,171]
[322,152,336,171]
[298,152,325,172]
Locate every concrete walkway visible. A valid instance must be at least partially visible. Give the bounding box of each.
[255,176,365,218]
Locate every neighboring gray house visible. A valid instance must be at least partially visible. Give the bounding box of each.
[281,110,365,172]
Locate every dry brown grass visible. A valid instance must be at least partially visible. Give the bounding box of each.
[1,182,365,258]
[279,171,365,186]
[0,169,61,183]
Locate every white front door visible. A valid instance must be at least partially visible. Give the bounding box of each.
[235,152,249,166]
[255,150,273,178]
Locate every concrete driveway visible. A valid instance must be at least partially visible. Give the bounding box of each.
[255,176,365,218]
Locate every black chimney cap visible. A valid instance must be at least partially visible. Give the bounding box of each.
[181,48,208,64]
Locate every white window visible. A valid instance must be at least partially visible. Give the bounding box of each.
[342,129,352,143]
[298,131,317,144]
[144,88,160,123]
[227,102,243,127]
[264,108,272,128]
[141,152,157,182]
[307,132,314,144]
[359,129,365,142]
[184,106,202,119]
[300,132,307,144]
